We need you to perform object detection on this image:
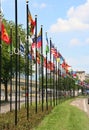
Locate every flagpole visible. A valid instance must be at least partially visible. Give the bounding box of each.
[15,0,18,125]
[56,57,57,105]
[30,46,32,106]
[0,0,2,112]
[38,56,40,105]
[41,25,44,111]
[46,50,48,110]
[38,48,40,105]
[18,35,20,110]
[58,62,60,101]
[59,57,62,98]
[25,45,27,108]
[35,15,38,113]
[26,0,29,120]
[10,27,12,112]
[53,55,55,107]
[45,32,48,110]
[50,38,52,106]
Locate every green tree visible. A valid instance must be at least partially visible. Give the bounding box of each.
[1,18,26,101]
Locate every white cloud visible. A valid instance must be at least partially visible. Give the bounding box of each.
[70,38,80,46]
[49,0,89,32]
[33,2,46,9]
[69,38,89,47]
[40,3,46,9]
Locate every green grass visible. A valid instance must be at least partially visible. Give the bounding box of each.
[34,99,89,130]
[0,98,89,130]
[0,104,53,130]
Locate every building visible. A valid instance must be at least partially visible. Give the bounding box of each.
[76,71,85,81]
[85,73,89,80]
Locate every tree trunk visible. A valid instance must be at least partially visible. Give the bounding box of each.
[4,82,8,102]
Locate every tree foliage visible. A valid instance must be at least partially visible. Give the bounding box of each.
[1,18,26,101]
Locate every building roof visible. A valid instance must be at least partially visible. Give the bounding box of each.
[76,71,85,74]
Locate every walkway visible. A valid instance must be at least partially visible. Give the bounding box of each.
[70,97,89,116]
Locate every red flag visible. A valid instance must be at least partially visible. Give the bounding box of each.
[1,23,10,44]
[28,9,36,36]
[32,35,42,49]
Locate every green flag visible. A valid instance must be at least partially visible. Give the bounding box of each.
[45,32,49,53]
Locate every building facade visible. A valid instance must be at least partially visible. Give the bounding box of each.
[76,71,85,81]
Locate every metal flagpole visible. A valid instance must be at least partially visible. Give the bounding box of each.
[35,15,37,113]
[15,0,18,125]
[10,27,12,112]
[30,46,32,106]
[53,56,55,107]
[58,62,61,101]
[38,47,40,105]
[25,45,27,108]
[41,25,44,111]
[46,50,48,110]
[26,0,29,120]
[45,32,48,110]
[50,38,52,106]
[56,59,57,105]
[0,0,2,112]
[18,35,20,110]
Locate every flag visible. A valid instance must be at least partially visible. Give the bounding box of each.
[37,35,42,48]
[45,32,49,53]
[28,47,35,61]
[50,43,57,57]
[31,29,42,49]
[57,58,60,62]
[28,9,36,37]
[32,35,42,49]
[61,61,71,73]
[28,53,32,60]
[72,71,77,78]
[1,23,10,44]
[31,37,36,48]
[60,55,64,64]
[47,61,55,71]
[20,41,25,56]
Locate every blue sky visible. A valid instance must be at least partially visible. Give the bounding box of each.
[1,0,89,74]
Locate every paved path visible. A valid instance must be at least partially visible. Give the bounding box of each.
[1,97,89,115]
[0,96,39,113]
[0,96,25,113]
[71,98,89,116]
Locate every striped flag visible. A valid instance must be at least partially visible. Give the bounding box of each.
[19,41,25,56]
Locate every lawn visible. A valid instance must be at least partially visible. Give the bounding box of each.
[34,99,89,130]
[0,98,89,130]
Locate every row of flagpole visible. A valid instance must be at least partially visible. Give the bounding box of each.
[0,0,85,127]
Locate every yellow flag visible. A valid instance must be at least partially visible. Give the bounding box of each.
[57,58,60,62]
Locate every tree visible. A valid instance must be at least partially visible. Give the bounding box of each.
[1,18,26,101]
